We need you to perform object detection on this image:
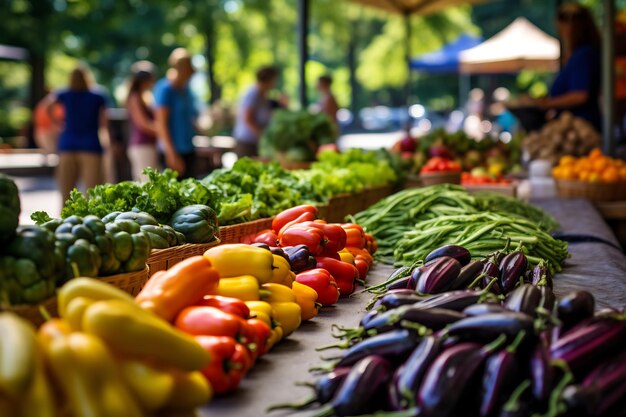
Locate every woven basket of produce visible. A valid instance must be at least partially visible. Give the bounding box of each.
[147,241,220,276]
[404,174,422,189]
[555,179,626,202]
[315,203,330,221]
[219,218,274,244]
[361,185,394,209]
[419,172,461,187]
[327,192,364,223]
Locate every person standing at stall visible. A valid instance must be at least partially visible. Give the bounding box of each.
[45,64,109,205]
[233,66,279,157]
[316,75,339,125]
[154,48,200,178]
[126,61,158,182]
[535,3,602,130]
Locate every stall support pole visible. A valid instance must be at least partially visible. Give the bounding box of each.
[404,11,412,106]
[298,0,309,109]
[602,0,616,155]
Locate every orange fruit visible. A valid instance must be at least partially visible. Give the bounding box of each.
[559,155,576,167]
[592,158,608,173]
[601,167,619,183]
[579,170,590,181]
[589,148,604,160]
[588,172,600,182]
[619,166,626,180]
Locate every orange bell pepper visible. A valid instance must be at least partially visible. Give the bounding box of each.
[291,281,319,321]
[272,205,318,234]
[135,256,220,322]
[341,223,366,249]
[345,247,374,266]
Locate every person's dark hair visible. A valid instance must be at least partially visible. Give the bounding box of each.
[128,61,156,97]
[256,66,278,83]
[319,75,333,86]
[558,3,601,50]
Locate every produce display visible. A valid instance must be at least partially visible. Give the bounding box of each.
[272,243,624,417]
[552,148,626,183]
[461,169,513,186]
[419,157,461,174]
[523,112,601,165]
[352,185,562,265]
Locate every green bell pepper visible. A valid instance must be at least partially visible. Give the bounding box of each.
[169,204,218,244]
[123,231,151,272]
[67,238,102,278]
[112,231,133,263]
[0,174,20,244]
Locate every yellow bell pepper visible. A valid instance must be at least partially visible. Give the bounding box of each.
[37,319,72,346]
[0,312,37,399]
[65,296,95,331]
[163,370,212,411]
[57,277,136,318]
[204,244,275,283]
[82,299,209,372]
[245,301,284,349]
[119,360,175,411]
[271,255,294,286]
[261,283,297,303]
[44,332,145,417]
[266,326,284,351]
[20,348,56,417]
[214,275,261,301]
[271,302,301,337]
[292,281,319,321]
[339,250,356,265]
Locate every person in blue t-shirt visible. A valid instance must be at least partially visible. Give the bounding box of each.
[535,3,602,130]
[44,64,109,204]
[154,48,200,178]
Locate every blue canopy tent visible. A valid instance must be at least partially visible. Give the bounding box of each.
[409,34,483,73]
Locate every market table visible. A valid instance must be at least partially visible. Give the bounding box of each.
[202,197,626,417]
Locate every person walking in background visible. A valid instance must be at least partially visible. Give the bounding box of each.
[316,74,339,125]
[34,88,64,154]
[44,64,109,205]
[233,66,279,157]
[154,48,200,178]
[126,61,158,182]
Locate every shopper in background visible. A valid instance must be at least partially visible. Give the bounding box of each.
[45,64,109,205]
[535,3,601,130]
[33,89,64,154]
[154,48,200,178]
[233,66,279,157]
[126,61,158,182]
[316,74,339,125]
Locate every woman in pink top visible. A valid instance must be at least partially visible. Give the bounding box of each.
[126,61,158,182]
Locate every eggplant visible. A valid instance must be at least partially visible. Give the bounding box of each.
[363,306,465,335]
[418,341,499,417]
[267,367,351,411]
[251,242,270,250]
[388,275,413,290]
[505,284,542,318]
[373,292,427,311]
[482,261,500,279]
[540,286,555,312]
[388,336,443,411]
[328,355,393,416]
[530,262,553,288]
[499,251,528,294]
[551,317,626,373]
[336,329,420,368]
[463,303,508,317]
[414,290,483,312]
[359,309,380,328]
[445,312,535,343]
[425,244,471,266]
[453,260,485,290]
[408,267,424,290]
[283,244,314,273]
[480,349,521,417]
[416,257,462,294]
[530,334,553,403]
[557,291,595,332]
[483,274,502,294]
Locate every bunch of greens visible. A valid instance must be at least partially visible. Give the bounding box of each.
[60,168,216,223]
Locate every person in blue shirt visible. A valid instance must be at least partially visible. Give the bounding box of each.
[45,64,109,204]
[154,48,200,178]
[535,3,601,130]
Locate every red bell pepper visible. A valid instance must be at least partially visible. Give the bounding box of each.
[272,205,318,234]
[246,318,272,358]
[320,249,341,260]
[314,257,359,296]
[364,233,377,255]
[197,295,250,318]
[279,225,326,255]
[354,258,369,281]
[195,335,252,395]
[295,268,340,306]
[298,221,346,253]
[341,223,366,249]
[175,306,254,347]
[240,229,278,246]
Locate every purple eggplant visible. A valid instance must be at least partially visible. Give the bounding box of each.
[530,262,553,288]
[414,290,483,312]
[445,312,535,343]
[359,309,380,328]
[425,244,471,266]
[373,292,427,311]
[505,284,542,318]
[267,367,351,411]
[463,303,508,317]
[416,257,462,294]
[418,339,504,417]
[530,333,553,403]
[484,275,502,294]
[409,267,424,290]
[452,260,485,290]
[551,317,626,372]
[363,306,465,335]
[499,251,528,294]
[388,275,413,290]
[328,355,393,416]
[336,329,420,368]
[540,286,555,312]
[482,261,500,279]
[283,244,315,273]
[557,291,595,332]
[389,336,443,411]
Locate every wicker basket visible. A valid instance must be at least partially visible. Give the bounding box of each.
[315,203,330,221]
[0,266,150,327]
[464,183,518,197]
[419,171,462,187]
[327,192,364,223]
[361,185,393,209]
[404,175,422,189]
[218,218,274,244]
[555,179,626,202]
[147,240,221,276]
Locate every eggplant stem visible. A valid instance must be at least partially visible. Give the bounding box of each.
[266,396,317,411]
[308,360,338,373]
[506,330,526,353]
[295,381,316,388]
[468,272,487,289]
[502,379,531,412]
[483,333,507,353]
[399,320,432,337]
[355,407,421,417]
[311,406,335,417]
[316,340,351,351]
[536,364,574,417]
[482,276,498,293]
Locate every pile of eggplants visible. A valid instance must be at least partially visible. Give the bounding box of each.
[268,264,626,417]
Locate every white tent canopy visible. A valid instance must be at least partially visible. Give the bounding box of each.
[459,17,560,74]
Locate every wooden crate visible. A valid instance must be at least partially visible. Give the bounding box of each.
[218,218,274,244]
[147,241,221,276]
